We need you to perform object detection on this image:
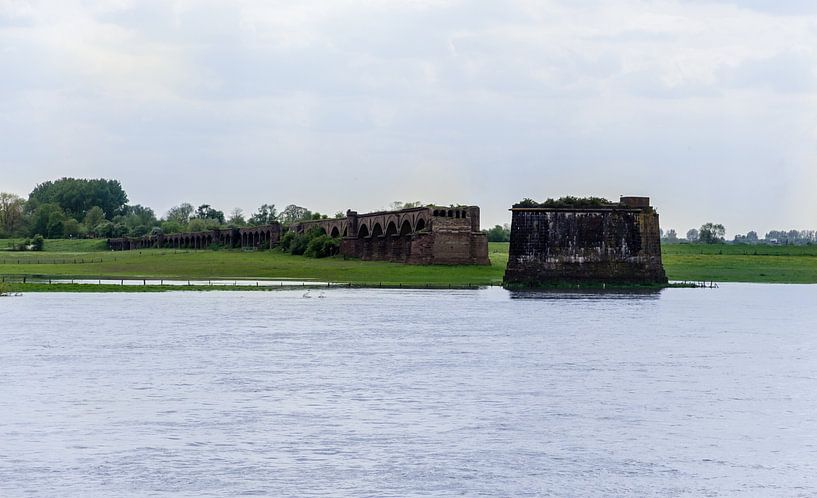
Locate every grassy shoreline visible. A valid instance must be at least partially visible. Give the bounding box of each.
[2,240,817,292]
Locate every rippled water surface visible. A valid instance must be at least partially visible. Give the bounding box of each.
[1,285,817,496]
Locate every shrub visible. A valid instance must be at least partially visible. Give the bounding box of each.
[31,235,44,251]
[289,234,310,255]
[280,231,296,252]
[304,234,340,258]
[513,196,615,209]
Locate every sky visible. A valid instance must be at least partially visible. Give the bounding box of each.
[1,0,816,236]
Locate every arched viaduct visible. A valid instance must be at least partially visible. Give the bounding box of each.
[109,205,489,265]
[108,224,280,251]
[294,206,489,265]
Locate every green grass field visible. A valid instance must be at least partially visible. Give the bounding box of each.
[1,239,816,287]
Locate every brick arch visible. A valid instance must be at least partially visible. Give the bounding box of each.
[385,220,398,236]
[399,219,413,235]
[330,226,340,238]
[358,222,370,237]
[371,222,383,237]
[415,217,427,232]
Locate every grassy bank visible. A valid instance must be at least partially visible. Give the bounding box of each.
[1,239,816,287]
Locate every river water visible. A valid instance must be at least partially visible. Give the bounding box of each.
[1,285,816,496]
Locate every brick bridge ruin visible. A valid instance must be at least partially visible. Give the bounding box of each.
[293,205,489,264]
[107,224,280,251]
[108,204,489,265]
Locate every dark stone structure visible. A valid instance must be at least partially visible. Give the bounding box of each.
[293,205,489,265]
[108,224,280,251]
[504,196,667,285]
[107,204,490,265]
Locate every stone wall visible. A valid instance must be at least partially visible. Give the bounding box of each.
[504,197,667,285]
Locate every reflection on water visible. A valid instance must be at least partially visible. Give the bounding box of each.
[508,287,664,300]
[1,284,816,496]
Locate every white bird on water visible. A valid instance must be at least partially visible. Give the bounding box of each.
[318,291,326,299]
[302,289,312,298]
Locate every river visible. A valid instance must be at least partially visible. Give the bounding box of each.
[1,284,816,496]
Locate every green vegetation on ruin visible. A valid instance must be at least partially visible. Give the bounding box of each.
[2,239,817,290]
[513,196,616,209]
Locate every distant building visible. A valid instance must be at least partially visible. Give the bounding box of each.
[504,196,667,286]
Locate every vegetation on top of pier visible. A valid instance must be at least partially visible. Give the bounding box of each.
[513,196,616,209]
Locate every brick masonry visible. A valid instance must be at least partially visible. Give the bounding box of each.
[503,196,667,285]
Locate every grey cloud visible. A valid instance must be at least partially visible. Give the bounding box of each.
[719,52,817,94]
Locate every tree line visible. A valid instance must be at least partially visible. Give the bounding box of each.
[0,178,339,241]
[662,223,817,245]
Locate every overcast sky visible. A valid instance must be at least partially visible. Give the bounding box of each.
[1,0,816,235]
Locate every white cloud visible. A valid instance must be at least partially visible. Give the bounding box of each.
[1,0,816,235]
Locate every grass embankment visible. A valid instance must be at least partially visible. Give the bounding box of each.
[2,240,817,288]
[0,240,509,286]
[661,243,817,284]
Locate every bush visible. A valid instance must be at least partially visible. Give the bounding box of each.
[513,196,614,209]
[289,234,310,255]
[281,227,338,257]
[31,234,44,251]
[304,234,340,258]
[280,231,296,252]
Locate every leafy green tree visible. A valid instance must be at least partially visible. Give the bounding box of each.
[485,224,510,242]
[249,204,278,225]
[193,204,224,224]
[160,220,184,234]
[83,206,105,233]
[123,205,157,229]
[166,203,194,225]
[95,221,115,238]
[28,178,127,220]
[187,218,207,232]
[130,225,149,237]
[686,228,699,242]
[0,192,26,236]
[30,203,66,238]
[62,218,82,238]
[279,205,311,225]
[228,208,246,226]
[663,229,679,243]
[699,222,726,244]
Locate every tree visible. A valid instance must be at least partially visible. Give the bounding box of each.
[228,208,246,226]
[29,203,66,238]
[663,229,679,243]
[160,220,184,234]
[95,221,115,238]
[166,203,194,225]
[686,228,699,242]
[193,204,224,224]
[248,204,278,225]
[485,224,510,242]
[83,206,105,234]
[699,222,725,244]
[0,192,26,236]
[62,218,82,238]
[27,178,127,220]
[279,204,311,225]
[746,231,759,243]
[123,205,157,229]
